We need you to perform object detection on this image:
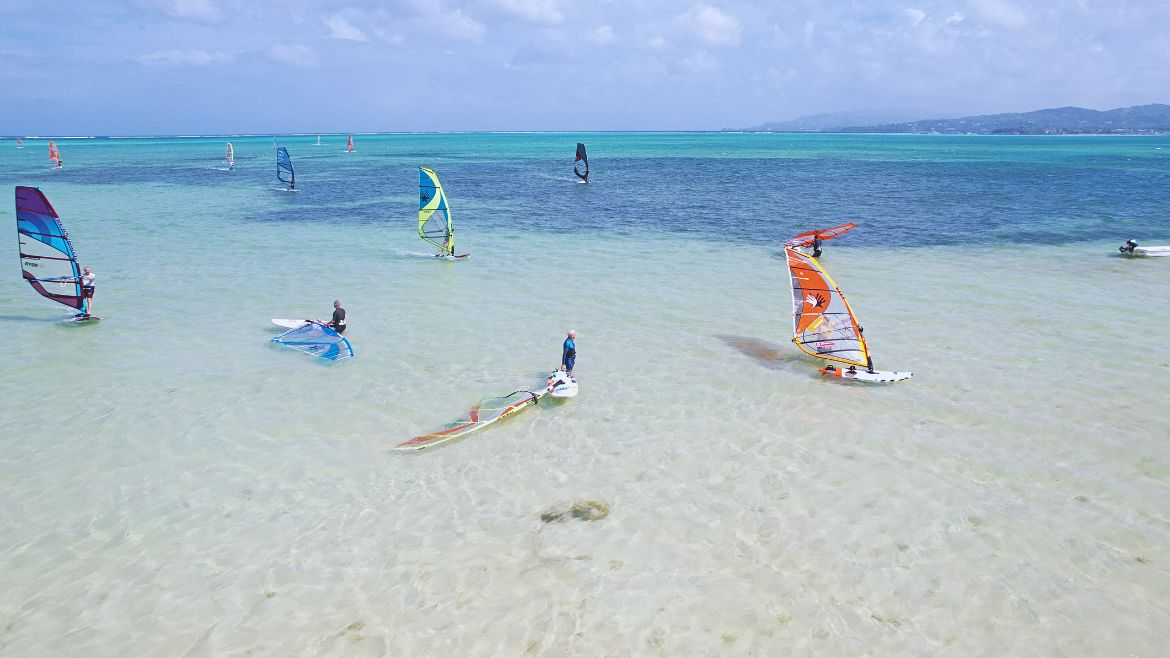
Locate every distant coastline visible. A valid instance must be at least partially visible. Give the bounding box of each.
[733,103,1170,135]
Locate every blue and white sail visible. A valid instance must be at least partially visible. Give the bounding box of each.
[15,186,86,313]
[272,321,353,361]
[277,147,295,189]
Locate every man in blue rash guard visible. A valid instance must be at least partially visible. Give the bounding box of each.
[561,329,576,374]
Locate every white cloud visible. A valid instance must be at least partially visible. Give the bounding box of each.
[492,0,563,24]
[587,25,615,45]
[971,0,1030,29]
[131,49,232,66]
[443,9,486,41]
[905,8,926,26]
[266,43,319,68]
[681,50,719,74]
[681,5,741,47]
[149,0,223,24]
[325,14,369,42]
[945,12,965,25]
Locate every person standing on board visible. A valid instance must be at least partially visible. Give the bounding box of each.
[325,300,346,334]
[561,329,576,374]
[811,235,824,258]
[79,266,95,316]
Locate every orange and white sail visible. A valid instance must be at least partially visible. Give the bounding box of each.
[225,142,235,169]
[48,141,61,168]
[17,137,24,149]
[346,134,354,152]
[784,246,871,369]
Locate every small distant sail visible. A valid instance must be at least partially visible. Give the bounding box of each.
[276,147,295,189]
[225,142,235,169]
[315,135,322,146]
[17,137,24,149]
[418,167,454,256]
[346,134,354,152]
[271,321,353,361]
[574,142,589,182]
[48,141,61,168]
[784,247,870,368]
[396,390,542,451]
[785,222,857,248]
[15,186,86,312]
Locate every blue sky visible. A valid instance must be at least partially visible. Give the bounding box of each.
[2,0,1167,134]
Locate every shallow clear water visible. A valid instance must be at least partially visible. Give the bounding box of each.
[1,134,1168,656]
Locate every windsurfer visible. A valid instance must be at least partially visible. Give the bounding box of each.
[326,300,346,334]
[811,235,823,258]
[561,330,576,374]
[79,266,95,316]
[1120,239,1138,254]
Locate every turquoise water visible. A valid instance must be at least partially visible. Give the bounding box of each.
[1,134,1169,656]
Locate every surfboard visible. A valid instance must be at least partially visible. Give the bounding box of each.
[66,314,101,324]
[547,370,578,398]
[272,318,311,329]
[819,365,911,383]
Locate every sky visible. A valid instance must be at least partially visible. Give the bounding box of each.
[1,0,1168,134]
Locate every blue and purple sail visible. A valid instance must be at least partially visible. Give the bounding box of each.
[15,186,86,313]
[272,321,353,361]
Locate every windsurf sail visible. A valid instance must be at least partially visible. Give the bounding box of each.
[785,247,871,369]
[48,141,61,168]
[574,142,589,182]
[271,321,353,361]
[225,142,235,169]
[785,222,857,247]
[17,137,23,149]
[346,134,354,152]
[396,389,544,451]
[15,186,86,313]
[316,135,322,146]
[418,167,454,255]
[276,147,295,188]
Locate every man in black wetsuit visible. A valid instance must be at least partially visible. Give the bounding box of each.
[326,300,346,334]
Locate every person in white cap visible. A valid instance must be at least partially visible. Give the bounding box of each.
[561,329,576,374]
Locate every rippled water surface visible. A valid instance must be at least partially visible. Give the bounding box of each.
[1,133,1168,656]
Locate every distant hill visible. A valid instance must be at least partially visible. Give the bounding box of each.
[736,104,1170,134]
[734,110,931,132]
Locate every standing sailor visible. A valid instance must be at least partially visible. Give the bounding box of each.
[811,235,824,258]
[561,329,576,374]
[79,265,95,317]
[326,300,346,334]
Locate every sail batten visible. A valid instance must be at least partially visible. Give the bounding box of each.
[15,186,85,312]
[785,247,870,368]
[418,167,453,255]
